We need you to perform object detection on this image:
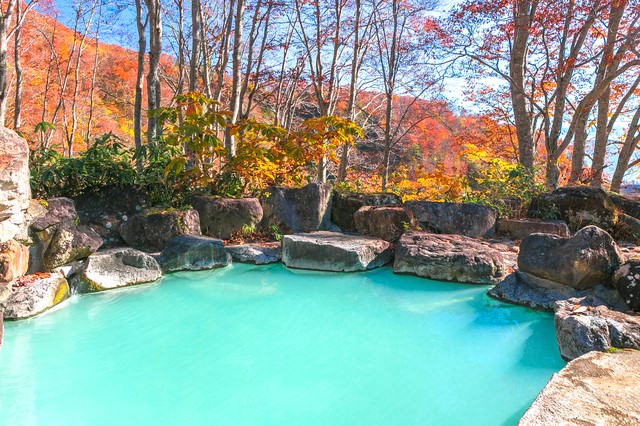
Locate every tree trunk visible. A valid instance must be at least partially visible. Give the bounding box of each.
[135,0,147,155]
[189,0,201,92]
[225,0,245,157]
[145,0,162,143]
[0,0,17,127]
[12,0,21,130]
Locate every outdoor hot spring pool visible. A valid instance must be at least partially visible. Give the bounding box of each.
[0,263,563,425]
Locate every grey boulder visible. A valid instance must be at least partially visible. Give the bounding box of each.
[518,225,623,290]
[331,191,402,232]
[261,183,333,232]
[3,274,70,320]
[119,208,201,252]
[282,232,392,272]
[404,201,497,238]
[613,259,640,311]
[226,244,281,265]
[554,298,640,361]
[496,218,570,240]
[156,235,230,272]
[354,206,414,242]
[43,224,103,270]
[190,196,263,240]
[393,232,505,284]
[72,248,162,293]
[0,128,31,243]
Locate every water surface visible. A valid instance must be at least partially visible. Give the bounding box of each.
[0,264,563,425]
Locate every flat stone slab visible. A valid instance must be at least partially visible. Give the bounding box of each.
[394,232,505,284]
[226,243,281,265]
[519,350,640,425]
[282,232,392,272]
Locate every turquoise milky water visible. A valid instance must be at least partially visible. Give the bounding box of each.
[0,264,563,426]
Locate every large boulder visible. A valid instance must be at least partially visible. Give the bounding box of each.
[3,273,70,320]
[518,226,623,290]
[226,243,281,265]
[496,218,570,240]
[189,196,263,240]
[610,192,640,220]
[0,239,29,283]
[0,128,31,243]
[261,183,333,233]
[156,235,230,272]
[331,191,402,232]
[393,232,506,284]
[529,186,616,231]
[282,232,392,272]
[404,201,497,238]
[613,259,640,311]
[554,298,640,361]
[518,350,640,425]
[74,186,149,247]
[119,208,201,252]
[353,206,414,242]
[42,224,102,271]
[488,271,628,312]
[30,197,78,232]
[71,248,162,293]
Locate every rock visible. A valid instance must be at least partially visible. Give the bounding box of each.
[30,197,78,232]
[496,218,570,240]
[613,213,640,243]
[42,224,102,270]
[518,350,640,425]
[3,274,70,319]
[72,248,162,293]
[554,299,640,361]
[226,243,282,265]
[119,208,201,252]
[282,232,392,272]
[189,196,263,240]
[0,239,29,283]
[156,235,230,272]
[404,201,497,238]
[393,232,506,284]
[529,186,616,231]
[261,183,333,233]
[0,128,31,243]
[331,191,402,232]
[353,206,415,242]
[74,186,149,247]
[613,259,640,311]
[0,283,11,345]
[518,226,623,290]
[610,192,640,220]
[488,271,628,312]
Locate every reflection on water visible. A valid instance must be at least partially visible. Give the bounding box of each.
[0,263,563,426]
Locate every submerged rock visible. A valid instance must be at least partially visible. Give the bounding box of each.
[404,201,497,238]
[394,232,505,284]
[3,274,70,320]
[554,298,640,361]
[488,271,628,312]
[189,196,263,240]
[119,208,201,252]
[282,232,392,272]
[518,225,623,290]
[261,183,333,232]
[72,248,162,293]
[496,218,570,240]
[156,235,230,272]
[518,350,640,425]
[0,239,29,283]
[331,191,402,232]
[354,206,414,242]
[226,243,281,265]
